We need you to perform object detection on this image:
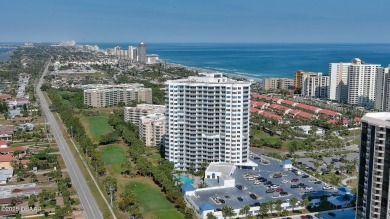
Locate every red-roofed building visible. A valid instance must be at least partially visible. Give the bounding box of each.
[296,111,315,120]
[319,109,340,117]
[327,119,349,126]
[271,97,281,103]
[259,111,283,123]
[0,146,28,155]
[269,104,290,114]
[0,95,12,100]
[251,101,269,109]
[353,117,361,124]
[295,103,321,113]
[250,107,260,113]
[0,125,14,141]
[288,109,300,117]
[12,117,32,123]
[0,141,7,148]
[281,99,296,106]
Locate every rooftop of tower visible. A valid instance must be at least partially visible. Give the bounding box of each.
[165,72,251,85]
[362,112,390,125]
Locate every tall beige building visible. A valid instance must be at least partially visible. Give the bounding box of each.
[124,104,166,125]
[294,70,321,93]
[139,113,166,146]
[83,84,152,107]
[263,78,294,91]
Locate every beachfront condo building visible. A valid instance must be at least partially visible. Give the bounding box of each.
[124,104,166,125]
[374,66,390,111]
[263,78,294,91]
[139,113,166,146]
[138,42,146,63]
[164,73,251,170]
[83,84,152,108]
[294,70,321,94]
[329,58,380,108]
[301,74,330,99]
[356,112,390,219]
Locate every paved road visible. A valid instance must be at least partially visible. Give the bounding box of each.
[36,59,103,219]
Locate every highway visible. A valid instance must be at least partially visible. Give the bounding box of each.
[36,59,103,219]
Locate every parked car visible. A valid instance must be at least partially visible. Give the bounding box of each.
[301,216,308,219]
[236,185,243,190]
[270,184,279,189]
[305,186,313,190]
[302,175,310,178]
[259,178,267,182]
[291,178,299,182]
[275,187,284,192]
[328,212,336,217]
[237,197,243,202]
[219,199,225,203]
[291,184,299,189]
[282,179,289,184]
[314,214,323,219]
[254,181,261,185]
[249,193,257,200]
[314,181,322,184]
[280,192,289,196]
[266,189,275,193]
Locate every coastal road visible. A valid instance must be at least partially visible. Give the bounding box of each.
[36,59,103,219]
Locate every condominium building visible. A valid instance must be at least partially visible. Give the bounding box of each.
[347,58,380,108]
[294,70,321,93]
[301,74,330,99]
[329,58,380,107]
[329,62,351,103]
[124,104,166,125]
[139,113,166,146]
[165,73,251,170]
[374,66,390,111]
[83,84,152,107]
[138,42,146,63]
[263,78,294,91]
[356,112,390,219]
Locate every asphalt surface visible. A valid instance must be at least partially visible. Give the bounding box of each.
[36,59,103,219]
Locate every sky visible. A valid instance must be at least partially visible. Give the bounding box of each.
[1,0,390,43]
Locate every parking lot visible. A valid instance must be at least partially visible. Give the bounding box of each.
[189,154,336,211]
[276,208,355,219]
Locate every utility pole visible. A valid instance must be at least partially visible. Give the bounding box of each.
[70,125,73,139]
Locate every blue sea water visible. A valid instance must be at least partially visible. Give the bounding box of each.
[88,43,390,79]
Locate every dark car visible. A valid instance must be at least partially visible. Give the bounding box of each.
[265,181,272,185]
[236,185,243,190]
[237,197,243,202]
[224,195,230,199]
[280,191,288,196]
[273,174,282,178]
[254,156,261,160]
[282,218,292,219]
[275,187,284,192]
[249,193,257,200]
[291,178,299,182]
[302,175,310,178]
[314,181,322,184]
[328,212,336,217]
[314,214,323,219]
[259,178,267,182]
[291,184,299,189]
[266,189,275,193]
[307,215,313,219]
[298,183,305,187]
[250,202,260,207]
[219,199,225,203]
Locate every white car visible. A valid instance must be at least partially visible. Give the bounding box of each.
[305,186,313,190]
[254,180,261,185]
[247,177,256,181]
[323,186,334,190]
[270,184,279,189]
[282,180,289,184]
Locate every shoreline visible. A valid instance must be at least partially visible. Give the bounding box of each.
[162,60,264,82]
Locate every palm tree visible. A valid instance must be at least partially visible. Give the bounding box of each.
[302,198,310,209]
[206,212,217,219]
[259,203,268,218]
[274,199,283,215]
[343,195,351,207]
[221,206,234,219]
[239,205,250,218]
[290,197,298,212]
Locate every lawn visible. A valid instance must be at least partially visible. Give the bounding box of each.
[100,144,127,174]
[127,179,184,219]
[251,128,291,150]
[82,115,114,142]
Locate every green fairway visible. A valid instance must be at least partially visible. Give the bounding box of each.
[128,180,184,219]
[100,145,127,174]
[82,115,113,141]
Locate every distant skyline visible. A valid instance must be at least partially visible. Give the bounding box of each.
[1,0,390,43]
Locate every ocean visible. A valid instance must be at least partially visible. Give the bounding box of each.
[80,43,390,79]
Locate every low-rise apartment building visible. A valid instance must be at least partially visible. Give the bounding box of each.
[124,104,166,125]
[83,83,152,107]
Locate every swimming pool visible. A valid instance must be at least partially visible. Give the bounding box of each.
[177,175,194,184]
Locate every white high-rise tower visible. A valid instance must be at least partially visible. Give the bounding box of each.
[164,73,251,170]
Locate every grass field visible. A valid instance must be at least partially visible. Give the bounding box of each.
[82,115,114,142]
[127,179,184,219]
[251,128,291,150]
[100,144,127,174]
